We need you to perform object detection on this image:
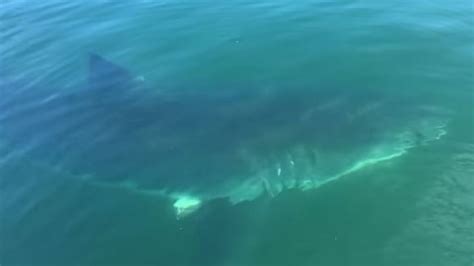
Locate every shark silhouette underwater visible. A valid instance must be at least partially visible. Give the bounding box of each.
[0,54,449,217]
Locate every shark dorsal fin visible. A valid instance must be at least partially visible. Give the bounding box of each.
[88,53,134,92]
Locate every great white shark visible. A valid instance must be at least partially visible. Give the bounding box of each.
[0,54,449,217]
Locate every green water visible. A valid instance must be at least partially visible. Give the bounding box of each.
[1,0,473,265]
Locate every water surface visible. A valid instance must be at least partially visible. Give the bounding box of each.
[0,0,473,265]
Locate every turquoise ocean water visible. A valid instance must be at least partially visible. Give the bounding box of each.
[1,0,473,265]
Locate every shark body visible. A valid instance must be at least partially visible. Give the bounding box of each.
[0,54,449,216]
